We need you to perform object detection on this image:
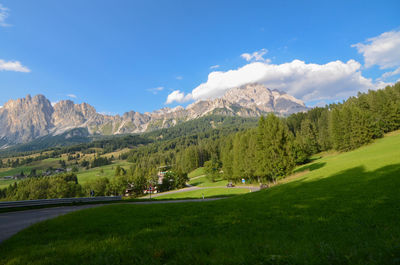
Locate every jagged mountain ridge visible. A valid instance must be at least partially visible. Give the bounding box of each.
[0,83,308,147]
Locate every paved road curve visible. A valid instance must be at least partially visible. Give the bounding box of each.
[0,198,222,243]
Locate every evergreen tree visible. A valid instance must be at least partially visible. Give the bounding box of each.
[256,114,295,183]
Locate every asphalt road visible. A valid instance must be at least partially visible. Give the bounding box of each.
[0,198,222,243]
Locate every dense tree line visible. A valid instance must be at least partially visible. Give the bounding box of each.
[0,173,82,200]
[220,114,295,183]
[90,156,112,168]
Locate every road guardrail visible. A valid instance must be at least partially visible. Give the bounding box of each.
[0,196,122,209]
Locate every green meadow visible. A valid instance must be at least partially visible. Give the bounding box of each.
[0,159,132,189]
[188,167,205,178]
[188,175,228,187]
[154,187,250,199]
[75,160,132,184]
[0,158,61,188]
[0,131,399,264]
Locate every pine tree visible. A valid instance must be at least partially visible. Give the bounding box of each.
[256,114,295,183]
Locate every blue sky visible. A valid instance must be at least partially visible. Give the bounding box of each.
[0,0,399,114]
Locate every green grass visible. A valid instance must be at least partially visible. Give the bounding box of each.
[0,167,33,189]
[188,174,258,188]
[76,160,132,184]
[188,167,205,178]
[0,160,132,189]
[154,187,250,199]
[188,175,228,187]
[1,132,400,264]
[0,158,64,188]
[0,178,18,189]
[0,166,33,178]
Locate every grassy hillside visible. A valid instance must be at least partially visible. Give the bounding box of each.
[0,158,62,188]
[188,167,205,178]
[0,157,130,189]
[76,160,132,184]
[154,187,251,199]
[0,131,399,264]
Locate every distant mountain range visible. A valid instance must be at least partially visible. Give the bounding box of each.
[0,83,308,148]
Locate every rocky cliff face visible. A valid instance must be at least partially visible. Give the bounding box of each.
[0,83,308,147]
[222,83,307,115]
[0,95,54,146]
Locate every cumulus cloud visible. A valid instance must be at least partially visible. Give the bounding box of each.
[165,90,192,104]
[67,94,77,99]
[0,4,10,27]
[147,86,164,95]
[176,76,183,80]
[241,48,270,62]
[166,59,383,104]
[0,59,30,72]
[352,30,400,69]
[210,65,220,69]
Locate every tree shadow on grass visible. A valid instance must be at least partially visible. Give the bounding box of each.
[188,181,203,186]
[294,162,327,173]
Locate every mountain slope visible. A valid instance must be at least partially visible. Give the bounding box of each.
[0,84,307,147]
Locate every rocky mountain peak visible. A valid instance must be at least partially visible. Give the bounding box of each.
[222,83,306,114]
[0,94,54,145]
[0,83,308,147]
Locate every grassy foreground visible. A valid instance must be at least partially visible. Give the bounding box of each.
[1,132,400,264]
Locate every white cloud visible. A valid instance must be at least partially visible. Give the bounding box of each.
[166,59,384,104]
[241,48,270,62]
[0,4,10,27]
[352,30,400,69]
[165,90,192,104]
[381,67,400,79]
[147,86,164,95]
[210,65,220,69]
[176,76,183,80]
[0,59,30,72]
[67,94,77,99]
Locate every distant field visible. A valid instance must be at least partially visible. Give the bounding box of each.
[154,187,250,199]
[0,158,62,188]
[1,131,399,264]
[76,160,132,184]
[188,175,228,187]
[0,159,132,189]
[188,167,205,178]
[0,178,18,189]
[188,173,259,188]
[0,158,61,176]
